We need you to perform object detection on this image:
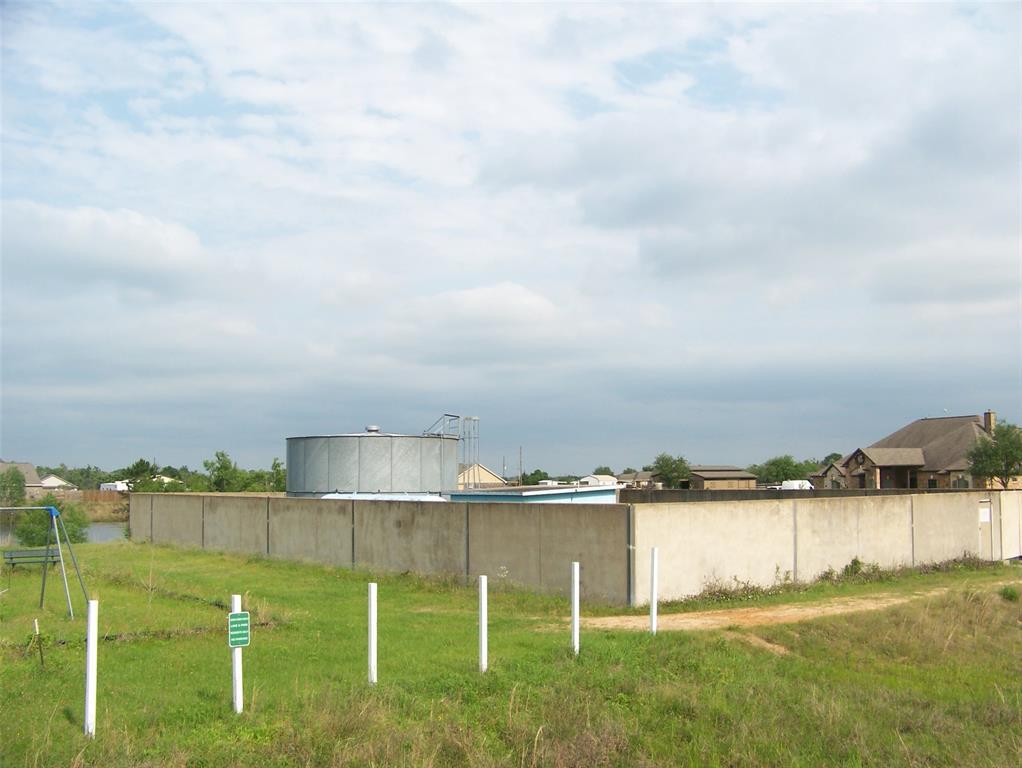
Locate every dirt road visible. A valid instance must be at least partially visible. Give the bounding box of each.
[583,581,1020,633]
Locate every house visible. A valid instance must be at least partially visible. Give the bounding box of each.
[689,466,758,491]
[810,461,848,490]
[39,473,78,491]
[578,474,619,486]
[0,461,44,497]
[832,410,1017,490]
[457,463,507,490]
[616,471,661,489]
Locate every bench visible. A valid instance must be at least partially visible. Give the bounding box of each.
[3,549,61,569]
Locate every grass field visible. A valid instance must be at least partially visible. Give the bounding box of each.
[1,542,1019,767]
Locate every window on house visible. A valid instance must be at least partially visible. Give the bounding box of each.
[927,477,938,489]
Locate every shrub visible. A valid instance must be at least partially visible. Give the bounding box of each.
[0,466,26,506]
[14,494,89,546]
[999,586,1019,603]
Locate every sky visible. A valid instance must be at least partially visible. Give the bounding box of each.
[1,2,1020,476]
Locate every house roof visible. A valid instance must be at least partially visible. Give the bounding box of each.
[810,461,848,478]
[867,415,987,472]
[39,473,75,486]
[690,465,745,472]
[457,463,507,485]
[617,471,655,482]
[0,462,41,485]
[859,447,926,467]
[690,468,758,480]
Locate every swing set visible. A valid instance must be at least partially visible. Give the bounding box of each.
[1,506,90,618]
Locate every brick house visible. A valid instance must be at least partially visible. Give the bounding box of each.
[822,411,1017,490]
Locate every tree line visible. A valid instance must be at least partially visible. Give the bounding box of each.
[29,451,287,494]
[519,452,841,488]
[529,422,1022,490]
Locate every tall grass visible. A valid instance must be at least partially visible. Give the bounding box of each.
[1,542,1018,766]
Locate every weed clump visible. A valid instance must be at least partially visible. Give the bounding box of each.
[691,556,999,606]
[998,585,1019,603]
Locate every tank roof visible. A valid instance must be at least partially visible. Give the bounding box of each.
[286,432,458,439]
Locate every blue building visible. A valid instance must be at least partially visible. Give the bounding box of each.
[447,484,618,504]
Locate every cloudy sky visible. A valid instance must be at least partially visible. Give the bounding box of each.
[2,2,1019,475]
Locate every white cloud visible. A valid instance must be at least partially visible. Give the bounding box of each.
[1,2,1018,471]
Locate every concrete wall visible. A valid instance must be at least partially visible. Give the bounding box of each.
[354,500,467,575]
[268,497,353,566]
[151,494,203,547]
[466,504,630,603]
[203,496,268,555]
[131,490,1021,606]
[467,503,542,589]
[129,494,152,541]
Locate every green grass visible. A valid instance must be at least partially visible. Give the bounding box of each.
[1,543,1020,767]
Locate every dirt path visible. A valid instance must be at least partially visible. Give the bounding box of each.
[584,580,1020,632]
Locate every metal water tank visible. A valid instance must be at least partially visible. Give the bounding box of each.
[285,426,458,496]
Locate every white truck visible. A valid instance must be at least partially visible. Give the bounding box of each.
[780,479,813,491]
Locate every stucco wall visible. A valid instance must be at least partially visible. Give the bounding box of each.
[632,500,794,604]
[911,492,983,563]
[999,490,1021,559]
[794,495,913,579]
[631,491,1018,605]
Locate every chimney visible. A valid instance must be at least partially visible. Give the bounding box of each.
[983,410,996,434]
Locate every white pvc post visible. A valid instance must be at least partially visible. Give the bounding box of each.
[650,547,659,635]
[54,515,74,619]
[231,594,243,714]
[571,561,580,656]
[368,583,378,684]
[84,599,98,737]
[479,575,488,673]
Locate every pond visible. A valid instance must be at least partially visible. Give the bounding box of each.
[87,522,127,543]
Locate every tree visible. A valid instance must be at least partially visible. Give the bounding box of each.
[270,458,286,492]
[523,468,547,486]
[621,467,637,475]
[747,455,816,485]
[643,453,690,488]
[203,451,243,492]
[123,458,159,488]
[593,466,614,476]
[0,467,26,506]
[822,452,843,466]
[14,493,89,546]
[968,422,1022,490]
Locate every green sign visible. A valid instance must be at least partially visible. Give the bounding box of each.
[228,611,250,648]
